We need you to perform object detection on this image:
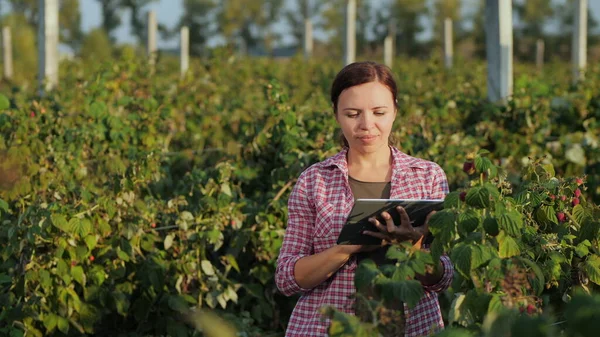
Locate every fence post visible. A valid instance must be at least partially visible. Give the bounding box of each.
[572,0,587,82]
[147,10,157,68]
[344,0,356,66]
[38,0,59,94]
[180,26,189,78]
[444,18,453,69]
[304,18,313,60]
[485,0,513,103]
[2,26,12,80]
[536,39,544,71]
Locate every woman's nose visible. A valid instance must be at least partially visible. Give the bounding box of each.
[359,112,374,129]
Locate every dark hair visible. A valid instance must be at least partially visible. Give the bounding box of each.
[330,61,398,147]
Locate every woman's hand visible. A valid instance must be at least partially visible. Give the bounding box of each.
[363,206,436,245]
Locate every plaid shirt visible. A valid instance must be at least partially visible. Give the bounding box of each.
[275,146,454,337]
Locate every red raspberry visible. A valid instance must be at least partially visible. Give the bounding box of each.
[574,189,581,198]
[89,256,95,262]
[557,212,566,222]
[151,223,156,228]
[463,161,475,175]
[71,260,77,267]
[572,198,580,206]
[576,178,584,186]
[30,111,35,118]
[549,194,556,201]
[459,191,467,202]
[526,304,536,314]
[560,195,567,202]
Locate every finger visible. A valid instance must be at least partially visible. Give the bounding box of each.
[396,206,412,229]
[381,211,397,233]
[369,217,388,233]
[362,230,390,240]
[422,210,436,234]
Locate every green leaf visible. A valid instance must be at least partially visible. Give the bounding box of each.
[575,240,591,258]
[57,317,69,334]
[428,210,457,245]
[451,244,495,277]
[225,254,240,273]
[51,214,69,232]
[516,257,545,296]
[355,259,382,291]
[444,191,461,209]
[168,295,188,313]
[201,260,215,276]
[465,187,490,209]
[0,273,11,284]
[377,278,423,308]
[583,255,600,285]
[483,217,500,236]
[71,265,86,287]
[43,313,58,332]
[475,156,492,174]
[497,211,523,237]
[542,163,555,177]
[497,231,521,258]
[458,209,480,235]
[572,205,588,225]
[84,235,97,251]
[164,234,174,250]
[0,94,9,110]
[117,249,130,262]
[488,294,504,313]
[68,218,91,237]
[0,198,8,212]
[535,205,558,228]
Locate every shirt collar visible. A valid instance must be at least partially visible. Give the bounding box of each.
[321,146,427,175]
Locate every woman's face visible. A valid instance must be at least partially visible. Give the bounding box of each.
[335,81,396,153]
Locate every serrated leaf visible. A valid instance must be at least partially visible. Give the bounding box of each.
[497,211,523,236]
[429,210,457,245]
[575,241,590,257]
[71,266,86,287]
[444,192,461,209]
[221,183,232,197]
[377,278,423,308]
[475,156,492,174]
[466,187,490,208]
[542,163,555,177]
[488,294,504,313]
[535,205,558,228]
[483,217,499,236]
[168,295,188,313]
[201,260,215,276]
[516,257,545,296]
[69,218,91,237]
[117,249,130,262]
[458,209,480,234]
[355,259,382,291]
[43,313,58,332]
[497,231,520,258]
[57,317,69,334]
[84,235,97,251]
[583,255,600,285]
[572,205,587,225]
[51,214,69,232]
[0,198,8,212]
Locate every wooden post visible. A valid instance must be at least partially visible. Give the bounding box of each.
[384,20,395,68]
[303,18,313,60]
[38,0,59,93]
[572,0,587,82]
[444,18,453,69]
[147,10,157,67]
[344,0,356,66]
[536,39,544,71]
[485,0,513,103]
[2,27,12,80]
[180,26,189,78]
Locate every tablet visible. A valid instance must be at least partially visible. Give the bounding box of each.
[336,199,444,245]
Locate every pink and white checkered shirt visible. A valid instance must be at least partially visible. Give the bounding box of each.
[275,146,453,337]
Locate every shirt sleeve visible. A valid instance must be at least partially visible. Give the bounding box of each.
[430,163,450,199]
[424,163,453,293]
[422,255,454,293]
[275,170,315,296]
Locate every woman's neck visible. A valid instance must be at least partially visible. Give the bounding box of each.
[346,145,392,170]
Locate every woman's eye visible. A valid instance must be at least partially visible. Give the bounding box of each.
[347,114,359,118]
[374,111,386,115]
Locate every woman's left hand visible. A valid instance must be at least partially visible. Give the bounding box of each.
[363,206,435,245]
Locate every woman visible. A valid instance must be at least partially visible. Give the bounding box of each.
[275,61,454,337]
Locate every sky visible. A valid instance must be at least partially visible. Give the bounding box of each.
[73,0,600,49]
